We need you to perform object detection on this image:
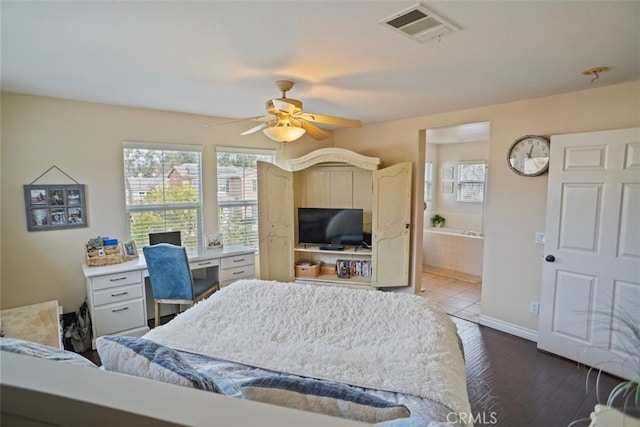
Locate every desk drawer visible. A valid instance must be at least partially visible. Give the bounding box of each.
[93,284,143,306]
[92,270,142,291]
[221,254,253,269]
[189,258,219,271]
[94,299,145,336]
[221,264,255,282]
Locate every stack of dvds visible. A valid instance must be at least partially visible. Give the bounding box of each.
[336,259,371,279]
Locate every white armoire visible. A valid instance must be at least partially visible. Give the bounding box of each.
[258,147,412,289]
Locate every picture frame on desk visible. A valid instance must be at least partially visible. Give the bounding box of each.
[123,240,138,258]
[207,234,223,249]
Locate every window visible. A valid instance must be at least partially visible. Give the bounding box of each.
[457,161,486,203]
[424,162,433,202]
[123,142,203,251]
[218,178,229,193]
[216,147,276,250]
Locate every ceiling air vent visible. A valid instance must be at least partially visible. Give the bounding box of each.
[380,3,460,43]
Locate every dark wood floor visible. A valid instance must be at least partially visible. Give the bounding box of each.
[449,316,627,427]
[83,315,631,427]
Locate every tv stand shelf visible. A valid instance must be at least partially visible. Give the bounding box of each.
[296,274,372,288]
[294,246,372,286]
[295,245,371,256]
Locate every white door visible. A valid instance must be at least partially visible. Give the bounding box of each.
[538,127,640,380]
[372,162,412,287]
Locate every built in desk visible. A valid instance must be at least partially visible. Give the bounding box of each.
[81,245,255,348]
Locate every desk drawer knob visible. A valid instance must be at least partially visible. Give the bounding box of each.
[233,258,245,263]
[110,277,128,282]
[112,307,129,313]
[233,270,245,275]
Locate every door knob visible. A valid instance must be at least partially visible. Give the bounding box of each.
[545,255,555,262]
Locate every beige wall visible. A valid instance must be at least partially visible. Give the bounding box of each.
[333,80,640,333]
[2,81,639,336]
[0,93,332,311]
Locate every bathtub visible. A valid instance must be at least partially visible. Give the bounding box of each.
[424,227,484,239]
[423,227,484,276]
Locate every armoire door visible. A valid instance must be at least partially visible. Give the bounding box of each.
[257,161,294,282]
[372,162,412,287]
[537,127,640,380]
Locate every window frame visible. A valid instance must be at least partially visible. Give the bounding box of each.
[216,147,276,251]
[123,141,203,251]
[424,161,433,203]
[456,161,486,204]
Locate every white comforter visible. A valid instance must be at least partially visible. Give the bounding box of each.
[144,280,471,418]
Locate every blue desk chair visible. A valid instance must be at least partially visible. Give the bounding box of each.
[143,243,219,327]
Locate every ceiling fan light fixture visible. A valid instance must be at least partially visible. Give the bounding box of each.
[263,122,306,143]
[224,80,359,142]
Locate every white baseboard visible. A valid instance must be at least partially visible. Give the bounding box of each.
[479,315,538,343]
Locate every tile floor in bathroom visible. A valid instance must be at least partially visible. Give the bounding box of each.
[419,268,481,323]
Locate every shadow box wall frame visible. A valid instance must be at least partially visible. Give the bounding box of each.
[24,184,88,231]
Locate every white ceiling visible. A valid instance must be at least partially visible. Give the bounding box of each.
[2,1,638,127]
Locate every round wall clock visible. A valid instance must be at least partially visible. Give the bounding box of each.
[507,135,550,176]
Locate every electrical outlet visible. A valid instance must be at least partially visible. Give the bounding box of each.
[535,232,545,245]
[530,301,539,315]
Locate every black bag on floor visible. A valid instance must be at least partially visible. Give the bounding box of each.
[64,301,92,352]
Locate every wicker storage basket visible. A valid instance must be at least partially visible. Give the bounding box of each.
[85,244,125,267]
[320,263,336,275]
[295,260,321,278]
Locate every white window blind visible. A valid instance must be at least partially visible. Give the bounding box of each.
[123,142,203,251]
[216,148,276,250]
[424,161,433,202]
[457,161,486,203]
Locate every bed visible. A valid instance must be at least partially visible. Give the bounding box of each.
[96,279,472,426]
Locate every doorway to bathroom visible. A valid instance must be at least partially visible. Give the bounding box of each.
[420,121,489,323]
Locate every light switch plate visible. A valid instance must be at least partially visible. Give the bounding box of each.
[530,301,539,314]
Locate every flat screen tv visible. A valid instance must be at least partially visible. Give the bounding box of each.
[298,208,363,249]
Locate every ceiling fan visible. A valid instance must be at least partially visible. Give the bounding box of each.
[208,80,362,143]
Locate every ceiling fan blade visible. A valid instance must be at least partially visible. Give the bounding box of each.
[252,114,277,122]
[299,119,330,141]
[241,122,268,135]
[297,113,362,128]
[203,115,267,128]
[271,99,297,115]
